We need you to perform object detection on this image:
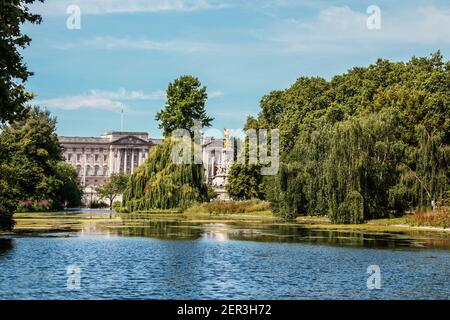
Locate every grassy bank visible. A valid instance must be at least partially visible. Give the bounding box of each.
[186,200,271,215]
[9,212,120,234]
[4,200,449,235]
[5,209,448,236]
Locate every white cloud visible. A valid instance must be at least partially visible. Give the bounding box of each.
[208,90,224,98]
[53,36,223,54]
[34,88,223,112]
[88,88,166,100]
[266,6,450,53]
[34,88,165,112]
[52,5,450,56]
[35,95,126,112]
[30,0,228,16]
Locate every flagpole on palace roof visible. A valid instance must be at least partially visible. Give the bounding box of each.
[121,106,124,132]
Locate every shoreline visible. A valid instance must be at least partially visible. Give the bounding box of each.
[2,211,448,237]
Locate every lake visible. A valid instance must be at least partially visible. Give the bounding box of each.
[0,215,449,299]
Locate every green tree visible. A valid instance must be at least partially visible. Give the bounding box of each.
[226,163,265,200]
[53,162,83,208]
[0,0,43,124]
[0,107,62,197]
[96,173,129,210]
[0,107,83,212]
[261,52,449,223]
[155,75,213,137]
[0,164,19,231]
[334,191,364,224]
[401,127,449,209]
[123,140,211,211]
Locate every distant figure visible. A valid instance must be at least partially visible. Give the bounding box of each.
[431,199,436,211]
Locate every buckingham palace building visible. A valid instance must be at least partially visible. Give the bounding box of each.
[59,129,233,202]
[59,131,162,190]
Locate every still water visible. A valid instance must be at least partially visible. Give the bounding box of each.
[0,215,449,299]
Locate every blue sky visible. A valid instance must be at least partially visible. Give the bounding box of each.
[23,0,450,139]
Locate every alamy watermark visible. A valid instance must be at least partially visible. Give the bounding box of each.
[366,265,381,290]
[66,5,81,30]
[67,264,81,290]
[170,123,280,175]
[367,5,381,30]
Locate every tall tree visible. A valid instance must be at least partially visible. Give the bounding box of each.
[0,164,19,230]
[122,140,212,211]
[96,173,129,211]
[261,52,449,223]
[155,75,213,137]
[402,127,449,209]
[0,1,42,230]
[0,0,43,124]
[0,107,83,213]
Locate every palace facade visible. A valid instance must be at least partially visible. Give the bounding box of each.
[59,131,162,189]
[59,130,233,201]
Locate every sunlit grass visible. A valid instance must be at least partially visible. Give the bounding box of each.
[9,209,449,236]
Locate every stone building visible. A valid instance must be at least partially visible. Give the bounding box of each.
[59,130,233,203]
[59,131,162,190]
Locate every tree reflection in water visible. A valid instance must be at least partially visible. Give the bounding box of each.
[0,239,13,255]
[81,216,450,250]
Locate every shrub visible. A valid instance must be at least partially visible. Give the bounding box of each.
[89,200,109,209]
[16,199,53,212]
[115,206,131,213]
[112,201,122,211]
[406,207,449,228]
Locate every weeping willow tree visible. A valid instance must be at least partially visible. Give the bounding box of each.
[122,139,210,211]
[400,127,449,209]
[255,53,449,223]
[268,111,408,223]
[123,74,214,212]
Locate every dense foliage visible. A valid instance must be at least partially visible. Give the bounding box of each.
[226,163,265,200]
[0,164,19,230]
[0,0,42,124]
[123,75,214,211]
[251,52,449,223]
[0,108,83,227]
[122,139,211,211]
[155,75,214,137]
[0,1,45,230]
[225,120,267,201]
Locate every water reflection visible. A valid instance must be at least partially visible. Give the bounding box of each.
[80,216,450,250]
[0,239,13,255]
